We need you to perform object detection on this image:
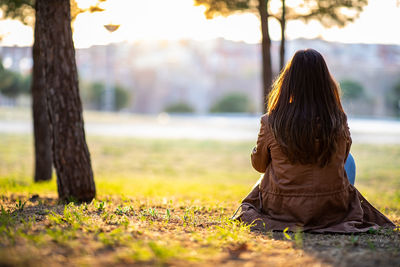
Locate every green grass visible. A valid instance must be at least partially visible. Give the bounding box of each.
[0,134,256,202]
[0,133,399,266]
[1,134,399,210]
[351,144,400,213]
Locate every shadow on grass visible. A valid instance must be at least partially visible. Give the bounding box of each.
[249,227,400,267]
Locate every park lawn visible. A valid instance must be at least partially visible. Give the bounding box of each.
[0,133,399,266]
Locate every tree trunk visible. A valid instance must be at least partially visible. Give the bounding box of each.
[279,0,286,71]
[32,0,53,182]
[258,0,273,113]
[36,0,96,202]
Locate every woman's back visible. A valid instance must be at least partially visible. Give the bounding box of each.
[253,115,354,229]
[257,115,350,196]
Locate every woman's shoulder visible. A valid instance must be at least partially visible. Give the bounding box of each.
[260,113,269,124]
[259,114,273,141]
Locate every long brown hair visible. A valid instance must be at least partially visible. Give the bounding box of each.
[267,49,348,167]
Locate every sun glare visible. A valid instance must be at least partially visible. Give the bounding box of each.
[72,0,262,48]
[0,0,399,47]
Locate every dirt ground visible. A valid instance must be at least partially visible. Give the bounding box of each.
[1,194,399,267]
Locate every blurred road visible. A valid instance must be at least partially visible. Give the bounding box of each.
[0,113,400,144]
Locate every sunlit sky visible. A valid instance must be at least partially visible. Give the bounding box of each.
[0,0,399,48]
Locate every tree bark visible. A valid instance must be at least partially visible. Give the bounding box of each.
[32,0,53,182]
[258,0,273,113]
[279,0,286,71]
[36,0,95,202]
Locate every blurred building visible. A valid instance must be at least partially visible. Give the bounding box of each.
[0,46,32,74]
[1,38,400,116]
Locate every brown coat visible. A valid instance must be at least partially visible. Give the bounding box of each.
[236,114,395,233]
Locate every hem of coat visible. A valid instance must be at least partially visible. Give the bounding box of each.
[236,207,396,233]
[237,195,396,234]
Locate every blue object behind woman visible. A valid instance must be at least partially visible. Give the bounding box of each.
[345,153,356,185]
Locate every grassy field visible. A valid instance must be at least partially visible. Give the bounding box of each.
[1,133,399,266]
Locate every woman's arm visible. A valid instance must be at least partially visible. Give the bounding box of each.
[251,115,271,173]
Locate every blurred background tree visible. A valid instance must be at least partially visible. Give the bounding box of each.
[114,85,130,112]
[0,0,34,26]
[164,102,195,114]
[210,92,253,113]
[340,79,365,100]
[81,81,105,110]
[339,79,371,116]
[81,81,129,111]
[0,0,104,26]
[386,80,400,117]
[0,60,30,99]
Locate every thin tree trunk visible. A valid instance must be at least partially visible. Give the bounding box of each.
[36,0,95,202]
[258,0,273,113]
[32,0,52,182]
[279,0,286,71]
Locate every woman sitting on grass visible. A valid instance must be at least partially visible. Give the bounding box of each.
[234,49,395,233]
